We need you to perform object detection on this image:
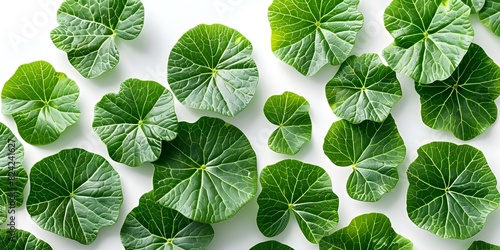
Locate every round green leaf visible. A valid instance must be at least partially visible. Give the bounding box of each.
[268,0,364,76]
[479,0,500,37]
[121,191,214,250]
[469,241,500,250]
[167,24,259,117]
[93,78,178,167]
[383,0,474,84]
[153,117,257,223]
[326,53,402,124]
[407,142,500,239]
[319,213,413,250]
[415,43,500,141]
[1,61,80,145]
[51,0,145,78]
[257,159,339,244]
[250,240,294,250]
[27,148,123,244]
[264,91,312,155]
[1,229,52,250]
[323,116,405,202]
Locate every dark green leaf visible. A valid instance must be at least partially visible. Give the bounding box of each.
[479,0,500,37]
[0,229,52,250]
[0,192,7,224]
[462,0,486,12]
[468,241,500,250]
[250,240,294,250]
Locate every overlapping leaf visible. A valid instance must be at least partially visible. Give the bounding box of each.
[468,241,500,250]
[0,229,52,250]
[479,0,500,37]
[462,0,486,12]
[250,240,294,250]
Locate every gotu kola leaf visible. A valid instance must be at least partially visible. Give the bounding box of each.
[93,78,178,167]
[268,0,364,76]
[0,229,52,250]
[153,117,257,223]
[250,240,294,250]
[1,61,80,145]
[257,159,339,244]
[51,0,145,78]
[167,24,259,117]
[407,142,500,239]
[468,241,500,250]
[479,0,500,37]
[27,148,123,244]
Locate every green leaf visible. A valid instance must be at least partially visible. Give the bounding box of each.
[250,240,294,250]
[319,213,413,250]
[407,142,500,239]
[415,43,500,141]
[167,24,259,117]
[1,61,80,145]
[153,117,257,223]
[479,0,500,37]
[383,0,474,84]
[51,0,145,78]
[27,148,123,244]
[268,0,364,76]
[121,191,214,250]
[326,53,402,124]
[264,91,311,155]
[93,78,178,167]
[0,191,7,224]
[323,116,405,202]
[257,159,339,244]
[468,241,500,250]
[462,0,486,12]
[0,229,52,250]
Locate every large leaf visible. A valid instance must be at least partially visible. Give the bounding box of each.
[121,191,214,250]
[326,53,402,124]
[264,91,311,155]
[51,0,145,78]
[462,0,486,12]
[0,229,52,250]
[93,78,178,167]
[250,240,294,250]
[323,116,405,202]
[167,24,259,117]
[407,142,500,239]
[257,159,339,243]
[319,213,413,250]
[1,61,80,145]
[27,148,123,244]
[415,43,500,141]
[268,0,364,76]
[479,0,500,37]
[383,0,474,84]
[469,241,500,250]
[153,117,257,223]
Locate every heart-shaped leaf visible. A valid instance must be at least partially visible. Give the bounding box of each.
[264,91,311,155]
[268,0,364,76]
[121,191,214,250]
[319,213,413,250]
[1,61,80,145]
[167,24,259,117]
[326,53,402,124]
[257,159,339,243]
[415,43,500,141]
[1,229,52,250]
[407,142,500,239]
[468,241,500,250]
[383,0,474,84]
[27,148,123,244]
[462,0,486,12]
[51,0,145,78]
[250,240,294,250]
[153,117,257,223]
[323,116,405,202]
[93,78,178,167]
[479,0,500,37]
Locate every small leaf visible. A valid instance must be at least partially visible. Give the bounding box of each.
[479,0,500,37]
[27,148,123,244]
[93,78,178,167]
[268,0,364,76]
[167,24,259,117]
[257,159,339,243]
[407,142,500,239]
[2,61,80,145]
[468,241,500,250]
[0,229,52,250]
[264,91,311,155]
[250,240,294,250]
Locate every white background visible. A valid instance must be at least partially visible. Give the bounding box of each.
[1,0,500,249]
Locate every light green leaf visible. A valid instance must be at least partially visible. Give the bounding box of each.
[468,241,500,250]
[479,0,500,37]
[407,142,500,239]
[319,213,413,250]
[415,43,500,141]
[1,61,80,145]
[0,229,52,250]
[462,0,486,12]
[264,91,311,155]
[323,116,405,202]
[153,117,257,223]
[326,53,402,124]
[121,191,214,250]
[0,192,7,225]
[257,159,339,244]
[27,148,123,244]
[268,0,364,76]
[167,24,259,117]
[93,79,178,167]
[383,0,474,84]
[51,0,145,78]
[250,240,294,250]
